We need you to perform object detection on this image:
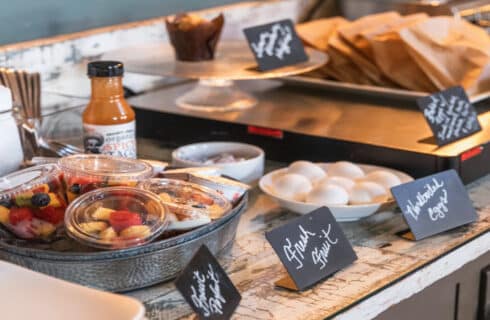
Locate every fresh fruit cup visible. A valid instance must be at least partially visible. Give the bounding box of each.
[138,179,232,230]
[0,164,67,240]
[58,154,153,203]
[65,186,168,249]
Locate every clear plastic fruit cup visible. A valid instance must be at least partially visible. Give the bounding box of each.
[138,179,231,230]
[58,154,153,203]
[65,186,168,249]
[0,164,67,240]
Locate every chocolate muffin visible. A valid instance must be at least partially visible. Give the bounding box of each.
[165,13,225,62]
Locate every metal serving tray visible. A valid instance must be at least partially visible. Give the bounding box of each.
[0,194,247,292]
[282,76,490,103]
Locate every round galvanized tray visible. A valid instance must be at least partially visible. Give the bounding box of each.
[0,194,247,292]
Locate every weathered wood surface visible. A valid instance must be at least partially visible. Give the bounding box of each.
[130,141,490,320]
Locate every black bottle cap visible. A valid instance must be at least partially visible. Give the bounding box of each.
[87,61,124,77]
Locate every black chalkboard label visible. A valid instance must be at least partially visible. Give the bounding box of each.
[265,207,357,291]
[391,170,478,241]
[243,19,308,72]
[417,86,481,146]
[175,245,241,319]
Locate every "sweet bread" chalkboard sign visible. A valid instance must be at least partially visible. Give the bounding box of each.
[417,86,481,146]
[175,245,241,319]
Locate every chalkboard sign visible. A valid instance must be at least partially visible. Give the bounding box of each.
[391,170,478,241]
[175,245,241,319]
[265,207,357,291]
[243,19,308,71]
[417,86,481,146]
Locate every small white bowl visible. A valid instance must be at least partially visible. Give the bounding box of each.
[172,142,265,183]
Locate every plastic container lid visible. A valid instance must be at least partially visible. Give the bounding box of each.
[65,187,167,249]
[59,154,153,182]
[138,178,231,221]
[0,164,61,196]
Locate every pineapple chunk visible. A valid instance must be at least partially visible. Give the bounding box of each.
[99,227,117,240]
[208,204,224,219]
[120,225,151,239]
[0,206,10,224]
[159,192,173,203]
[67,191,77,203]
[47,193,62,208]
[36,221,56,237]
[79,221,108,234]
[92,207,114,221]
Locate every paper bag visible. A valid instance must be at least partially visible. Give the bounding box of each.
[399,17,490,95]
[365,13,438,92]
[338,12,401,60]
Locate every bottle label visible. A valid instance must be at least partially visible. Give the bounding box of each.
[83,121,137,158]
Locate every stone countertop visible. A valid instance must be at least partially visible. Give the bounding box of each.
[129,139,490,320]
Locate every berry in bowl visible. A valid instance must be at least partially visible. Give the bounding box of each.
[0,164,67,240]
[65,187,167,249]
[59,154,153,203]
[138,179,232,231]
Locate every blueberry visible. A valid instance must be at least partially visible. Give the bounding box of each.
[69,184,81,194]
[0,199,12,208]
[31,193,51,207]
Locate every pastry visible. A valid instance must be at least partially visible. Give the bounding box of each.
[166,13,224,61]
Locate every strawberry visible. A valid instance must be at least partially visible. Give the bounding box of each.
[9,207,33,225]
[109,210,142,233]
[35,206,64,225]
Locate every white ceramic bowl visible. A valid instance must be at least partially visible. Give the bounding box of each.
[259,163,413,222]
[172,142,265,183]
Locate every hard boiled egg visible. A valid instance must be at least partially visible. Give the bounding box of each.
[288,161,326,184]
[317,176,355,191]
[306,184,349,206]
[272,173,313,202]
[327,161,365,180]
[363,170,402,190]
[349,181,387,205]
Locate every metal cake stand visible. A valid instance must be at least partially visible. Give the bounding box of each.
[104,41,328,112]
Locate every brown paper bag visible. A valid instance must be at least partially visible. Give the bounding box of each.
[365,13,438,92]
[399,16,490,95]
[328,31,396,86]
[296,17,349,51]
[338,12,401,60]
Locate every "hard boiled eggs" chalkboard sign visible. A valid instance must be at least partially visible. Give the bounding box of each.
[243,19,308,72]
[266,207,357,291]
[175,245,241,320]
[417,86,482,146]
[391,170,478,241]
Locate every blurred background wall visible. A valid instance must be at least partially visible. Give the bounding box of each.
[0,0,246,45]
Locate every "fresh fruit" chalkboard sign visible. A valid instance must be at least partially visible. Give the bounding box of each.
[417,86,481,146]
[243,19,308,72]
[175,245,241,319]
[265,207,357,291]
[391,170,478,241]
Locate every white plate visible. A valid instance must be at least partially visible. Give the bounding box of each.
[0,261,145,320]
[259,163,413,222]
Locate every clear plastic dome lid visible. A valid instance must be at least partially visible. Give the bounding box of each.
[58,154,153,182]
[65,186,167,249]
[138,178,231,221]
[0,164,61,196]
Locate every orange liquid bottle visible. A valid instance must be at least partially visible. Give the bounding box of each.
[83,61,137,158]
